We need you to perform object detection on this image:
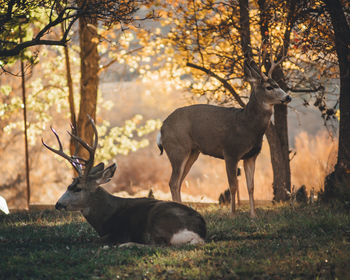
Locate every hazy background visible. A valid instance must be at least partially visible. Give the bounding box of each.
[0,76,337,208]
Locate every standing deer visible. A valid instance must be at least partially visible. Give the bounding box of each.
[42,116,206,246]
[157,59,291,218]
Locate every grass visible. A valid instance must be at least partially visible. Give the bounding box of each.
[0,204,349,280]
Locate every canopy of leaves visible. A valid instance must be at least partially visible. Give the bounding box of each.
[0,0,154,68]
[112,0,341,123]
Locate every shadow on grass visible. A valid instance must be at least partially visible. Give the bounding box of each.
[0,204,349,279]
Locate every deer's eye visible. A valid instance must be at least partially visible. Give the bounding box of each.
[73,187,82,193]
[266,86,274,90]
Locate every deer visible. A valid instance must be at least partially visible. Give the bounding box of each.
[157,58,291,218]
[42,116,206,247]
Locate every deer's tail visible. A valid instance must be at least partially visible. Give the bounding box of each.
[156,132,163,155]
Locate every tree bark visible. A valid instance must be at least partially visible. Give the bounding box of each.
[61,22,77,156]
[238,0,292,201]
[323,0,350,195]
[239,0,252,60]
[77,0,99,159]
[265,107,291,201]
[20,23,31,209]
[258,0,292,201]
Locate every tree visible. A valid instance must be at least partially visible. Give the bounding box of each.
[0,0,159,206]
[322,0,350,198]
[0,0,152,70]
[74,0,154,157]
[75,0,100,158]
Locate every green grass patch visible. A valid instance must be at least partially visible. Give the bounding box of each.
[1,204,349,279]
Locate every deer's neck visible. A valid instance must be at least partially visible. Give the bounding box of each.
[243,90,273,134]
[81,187,121,236]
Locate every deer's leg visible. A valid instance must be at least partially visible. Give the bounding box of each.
[168,152,190,202]
[179,150,200,187]
[243,155,257,218]
[224,157,239,216]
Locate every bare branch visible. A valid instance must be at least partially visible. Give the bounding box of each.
[186,62,246,107]
[287,85,324,93]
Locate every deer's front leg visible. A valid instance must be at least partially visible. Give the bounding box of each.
[243,155,257,218]
[224,156,239,216]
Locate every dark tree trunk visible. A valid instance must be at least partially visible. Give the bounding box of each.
[265,107,291,201]
[239,0,252,60]
[323,0,350,196]
[77,0,99,158]
[258,0,293,201]
[239,0,291,201]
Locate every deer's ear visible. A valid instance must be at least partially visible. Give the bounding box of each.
[244,60,262,84]
[90,162,105,175]
[96,163,117,185]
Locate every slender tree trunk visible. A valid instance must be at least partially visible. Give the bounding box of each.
[77,0,99,158]
[240,0,291,201]
[61,23,77,156]
[239,0,252,60]
[323,0,350,195]
[19,24,30,209]
[265,109,291,201]
[258,0,294,201]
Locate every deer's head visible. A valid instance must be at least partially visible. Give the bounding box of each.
[244,58,291,106]
[42,116,116,211]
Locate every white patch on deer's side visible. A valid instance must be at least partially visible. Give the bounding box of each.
[170,229,204,245]
[156,132,162,146]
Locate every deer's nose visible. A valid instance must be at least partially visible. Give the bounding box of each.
[282,95,292,104]
[55,202,66,210]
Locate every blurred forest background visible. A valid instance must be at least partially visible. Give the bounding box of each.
[0,0,348,209]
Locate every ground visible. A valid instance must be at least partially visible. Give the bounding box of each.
[0,203,349,279]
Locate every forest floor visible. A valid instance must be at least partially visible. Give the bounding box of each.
[0,203,349,279]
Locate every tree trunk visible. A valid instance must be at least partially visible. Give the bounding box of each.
[323,0,350,196]
[19,24,31,209]
[267,65,292,201]
[239,0,292,201]
[61,23,77,156]
[257,0,292,201]
[77,0,99,159]
[265,107,291,201]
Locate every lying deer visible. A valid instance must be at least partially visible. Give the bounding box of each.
[157,59,291,218]
[42,116,206,246]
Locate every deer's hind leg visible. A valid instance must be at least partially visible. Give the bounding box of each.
[167,149,191,202]
[179,150,200,187]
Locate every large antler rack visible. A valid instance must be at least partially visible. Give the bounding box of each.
[254,40,286,82]
[42,115,98,180]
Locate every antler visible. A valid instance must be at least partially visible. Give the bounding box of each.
[267,37,286,79]
[267,54,285,79]
[251,39,286,81]
[42,127,83,176]
[67,115,98,179]
[42,115,98,179]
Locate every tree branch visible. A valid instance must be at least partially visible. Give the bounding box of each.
[186,62,246,107]
[0,39,67,57]
[287,85,324,93]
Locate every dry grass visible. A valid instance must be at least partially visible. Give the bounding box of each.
[291,131,337,193]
